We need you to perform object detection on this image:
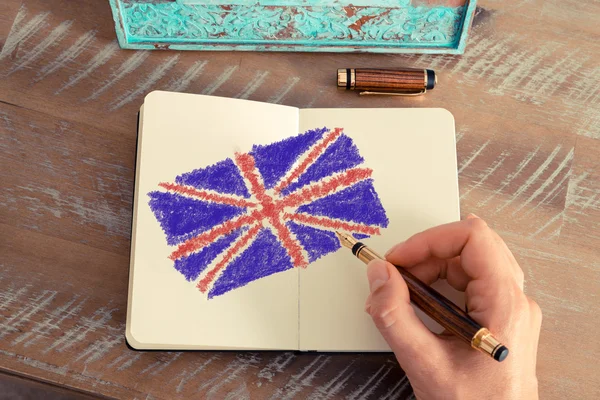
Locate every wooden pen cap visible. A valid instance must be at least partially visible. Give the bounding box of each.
[337,68,436,95]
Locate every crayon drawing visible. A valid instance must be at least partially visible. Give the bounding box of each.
[148,127,389,298]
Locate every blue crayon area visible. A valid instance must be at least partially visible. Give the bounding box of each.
[209,228,294,298]
[250,127,327,189]
[352,233,371,240]
[147,191,246,246]
[296,179,389,227]
[281,134,364,195]
[176,158,251,198]
[286,221,340,263]
[173,228,244,281]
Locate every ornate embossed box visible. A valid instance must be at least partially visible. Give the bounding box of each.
[109,0,477,54]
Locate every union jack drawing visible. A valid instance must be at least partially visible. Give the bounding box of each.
[148,127,389,298]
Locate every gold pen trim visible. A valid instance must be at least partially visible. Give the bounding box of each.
[471,328,504,359]
[359,90,426,96]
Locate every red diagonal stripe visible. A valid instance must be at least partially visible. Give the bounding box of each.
[234,152,269,202]
[269,217,308,268]
[274,128,343,194]
[278,167,372,209]
[158,182,257,208]
[283,213,381,236]
[169,213,259,260]
[197,223,263,293]
[235,152,307,267]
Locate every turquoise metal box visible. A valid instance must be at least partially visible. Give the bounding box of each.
[109,0,477,54]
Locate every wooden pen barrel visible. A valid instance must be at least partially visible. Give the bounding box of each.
[397,267,481,344]
[354,68,428,94]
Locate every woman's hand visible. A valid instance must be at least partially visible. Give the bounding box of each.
[365,215,542,399]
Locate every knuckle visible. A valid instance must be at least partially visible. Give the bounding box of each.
[515,267,525,285]
[370,304,399,330]
[468,217,489,233]
[528,298,543,322]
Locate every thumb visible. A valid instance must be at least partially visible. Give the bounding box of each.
[366,259,446,367]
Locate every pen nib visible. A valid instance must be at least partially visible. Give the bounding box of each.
[335,231,358,249]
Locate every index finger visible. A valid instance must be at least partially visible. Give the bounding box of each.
[385,218,517,282]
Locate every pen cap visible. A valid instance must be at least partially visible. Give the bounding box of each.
[338,68,435,94]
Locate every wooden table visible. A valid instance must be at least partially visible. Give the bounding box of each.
[1,1,599,398]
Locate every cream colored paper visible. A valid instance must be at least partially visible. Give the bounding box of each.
[127,92,300,350]
[298,108,462,351]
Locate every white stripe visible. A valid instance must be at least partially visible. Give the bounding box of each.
[285,213,380,235]
[35,30,96,82]
[232,155,309,265]
[380,375,411,400]
[0,284,29,310]
[461,151,508,200]
[140,352,182,376]
[304,88,324,108]
[268,355,329,399]
[347,365,390,400]
[458,140,490,174]
[193,223,262,295]
[161,184,255,205]
[479,146,539,207]
[110,54,180,110]
[272,128,342,192]
[280,355,331,400]
[9,20,73,73]
[451,34,491,74]
[497,145,561,212]
[237,70,270,99]
[55,41,118,94]
[523,166,571,216]
[467,34,515,79]
[257,353,296,381]
[85,51,149,101]
[0,291,56,338]
[528,51,586,98]
[175,356,217,393]
[269,77,300,104]
[489,44,558,95]
[167,60,208,92]
[0,10,50,61]
[306,363,354,399]
[530,211,564,238]
[13,295,85,346]
[46,306,115,353]
[202,65,238,95]
[512,147,573,215]
[281,168,372,209]
[10,4,28,30]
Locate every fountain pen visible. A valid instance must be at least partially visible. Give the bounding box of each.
[335,231,509,362]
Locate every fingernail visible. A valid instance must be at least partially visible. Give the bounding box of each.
[466,213,479,220]
[367,259,389,293]
[384,241,404,257]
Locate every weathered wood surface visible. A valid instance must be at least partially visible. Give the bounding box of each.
[1,0,599,399]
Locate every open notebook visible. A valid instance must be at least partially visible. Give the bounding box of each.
[127,91,461,351]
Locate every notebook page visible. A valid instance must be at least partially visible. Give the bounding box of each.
[297,108,463,351]
[127,92,300,350]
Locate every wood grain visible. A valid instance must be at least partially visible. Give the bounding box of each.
[352,69,428,94]
[1,0,599,398]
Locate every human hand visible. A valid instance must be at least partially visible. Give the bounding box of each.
[365,215,542,400]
